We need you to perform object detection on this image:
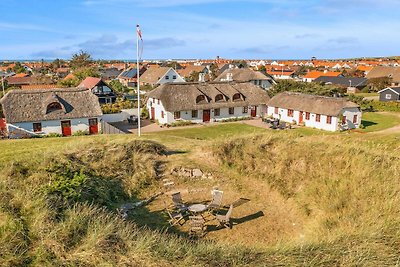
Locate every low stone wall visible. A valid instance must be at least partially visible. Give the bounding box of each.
[170,167,213,179]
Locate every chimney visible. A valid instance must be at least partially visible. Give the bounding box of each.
[226,72,233,81]
[199,72,206,82]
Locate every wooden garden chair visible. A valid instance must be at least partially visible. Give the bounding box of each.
[207,189,223,210]
[171,191,188,211]
[164,202,185,226]
[215,204,234,229]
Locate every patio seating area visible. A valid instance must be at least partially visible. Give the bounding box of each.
[163,188,250,237]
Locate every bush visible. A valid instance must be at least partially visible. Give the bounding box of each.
[141,106,149,119]
[102,100,134,114]
[73,130,89,136]
[220,116,251,122]
[169,120,195,127]
[46,133,63,138]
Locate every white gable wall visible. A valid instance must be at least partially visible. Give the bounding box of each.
[157,69,185,85]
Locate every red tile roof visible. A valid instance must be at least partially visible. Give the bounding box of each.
[304,71,341,79]
[78,77,102,89]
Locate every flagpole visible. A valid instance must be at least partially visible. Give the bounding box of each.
[137,25,141,137]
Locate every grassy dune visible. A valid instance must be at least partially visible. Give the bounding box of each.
[1,122,400,266]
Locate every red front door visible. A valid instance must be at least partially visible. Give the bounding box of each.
[89,118,98,135]
[299,111,304,124]
[61,120,72,136]
[151,107,155,120]
[251,106,257,117]
[203,110,211,122]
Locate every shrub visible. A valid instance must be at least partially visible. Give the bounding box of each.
[220,116,251,122]
[46,133,63,138]
[73,130,89,136]
[170,120,195,127]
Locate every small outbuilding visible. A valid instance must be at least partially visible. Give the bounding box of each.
[377,87,400,102]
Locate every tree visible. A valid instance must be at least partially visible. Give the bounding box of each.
[186,71,200,82]
[367,77,392,92]
[12,62,26,74]
[108,80,129,94]
[51,58,67,71]
[73,67,100,81]
[70,50,93,70]
[268,80,344,97]
[209,63,219,80]
[294,66,308,76]
[258,66,266,72]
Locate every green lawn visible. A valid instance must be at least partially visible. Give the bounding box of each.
[361,112,400,132]
[352,92,379,98]
[146,122,265,140]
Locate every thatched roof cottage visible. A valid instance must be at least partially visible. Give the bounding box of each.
[0,88,103,138]
[146,81,270,124]
[267,92,361,131]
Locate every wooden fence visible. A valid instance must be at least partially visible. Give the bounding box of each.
[101,121,126,135]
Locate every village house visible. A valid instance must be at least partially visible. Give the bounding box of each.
[177,65,209,81]
[118,66,147,87]
[0,88,103,138]
[214,68,275,90]
[267,92,361,131]
[302,71,342,82]
[314,76,368,93]
[146,81,270,124]
[140,67,185,87]
[366,66,400,86]
[78,77,117,104]
[378,87,400,101]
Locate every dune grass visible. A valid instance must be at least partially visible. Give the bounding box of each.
[1,123,400,266]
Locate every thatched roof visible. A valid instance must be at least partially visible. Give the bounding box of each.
[214,68,273,82]
[268,92,359,116]
[0,88,103,123]
[366,66,400,83]
[147,81,270,112]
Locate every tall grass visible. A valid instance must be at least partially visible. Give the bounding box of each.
[213,133,400,264]
[2,134,400,266]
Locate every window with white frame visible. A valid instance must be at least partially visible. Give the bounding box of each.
[385,94,392,99]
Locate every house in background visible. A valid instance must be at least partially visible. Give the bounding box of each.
[378,87,400,101]
[78,77,117,104]
[177,65,209,81]
[314,76,368,93]
[0,88,103,138]
[118,67,147,87]
[146,81,270,125]
[214,68,275,90]
[140,67,185,87]
[366,66,400,86]
[100,67,122,80]
[267,92,361,131]
[302,71,342,82]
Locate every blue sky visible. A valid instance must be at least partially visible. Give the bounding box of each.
[1,0,399,60]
